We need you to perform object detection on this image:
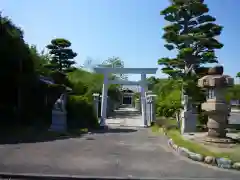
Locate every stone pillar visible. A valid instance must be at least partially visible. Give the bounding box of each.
[141,73,147,127]
[180,95,197,134]
[148,93,157,125]
[100,73,108,127]
[146,95,151,126]
[198,66,234,142]
[146,91,156,126]
[93,93,100,118]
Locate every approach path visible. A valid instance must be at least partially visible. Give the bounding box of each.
[0,107,239,179]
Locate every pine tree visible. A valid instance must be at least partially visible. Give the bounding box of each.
[158,0,223,102]
[46,38,77,72]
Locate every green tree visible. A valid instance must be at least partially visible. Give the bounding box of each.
[236,72,240,84]
[147,76,160,90]
[158,0,223,102]
[101,56,127,80]
[0,13,49,125]
[28,45,51,76]
[236,72,240,78]
[46,38,77,72]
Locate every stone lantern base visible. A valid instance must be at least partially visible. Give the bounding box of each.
[204,136,235,144]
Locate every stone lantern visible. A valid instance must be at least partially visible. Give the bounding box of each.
[198,66,234,142]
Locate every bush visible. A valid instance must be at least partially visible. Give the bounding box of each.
[156,103,182,118]
[198,112,208,126]
[66,95,99,129]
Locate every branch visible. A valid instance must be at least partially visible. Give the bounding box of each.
[185,64,194,74]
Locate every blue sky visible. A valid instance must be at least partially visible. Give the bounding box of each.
[1,0,239,81]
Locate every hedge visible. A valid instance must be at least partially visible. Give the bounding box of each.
[66,95,99,129]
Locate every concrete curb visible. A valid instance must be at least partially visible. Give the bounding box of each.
[165,131,240,171]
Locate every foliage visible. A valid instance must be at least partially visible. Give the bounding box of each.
[46,38,77,72]
[148,77,182,117]
[68,69,103,97]
[68,68,121,101]
[101,56,128,80]
[29,45,51,76]
[0,10,125,135]
[236,72,240,78]
[158,0,223,77]
[197,112,208,126]
[0,13,42,125]
[147,76,161,91]
[66,95,99,129]
[156,89,182,117]
[158,0,223,103]
[225,84,240,102]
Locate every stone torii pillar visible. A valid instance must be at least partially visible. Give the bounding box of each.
[93,67,158,127]
[141,73,148,127]
[100,73,108,126]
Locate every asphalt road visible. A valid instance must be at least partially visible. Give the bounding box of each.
[0,127,240,180]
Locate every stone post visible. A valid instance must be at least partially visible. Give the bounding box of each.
[100,73,108,127]
[198,66,234,142]
[93,93,100,118]
[146,91,157,126]
[180,95,197,134]
[149,94,157,125]
[146,95,151,126]
[141,73,147,127]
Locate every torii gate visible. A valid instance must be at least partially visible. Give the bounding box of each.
[93,67,158,127]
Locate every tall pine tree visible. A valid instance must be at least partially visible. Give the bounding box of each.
[46,38,77,72]
[158,0,223,103]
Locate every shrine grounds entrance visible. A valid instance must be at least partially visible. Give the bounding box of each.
[93,67,157,127]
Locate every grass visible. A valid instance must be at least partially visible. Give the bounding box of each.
[152,118,240,162]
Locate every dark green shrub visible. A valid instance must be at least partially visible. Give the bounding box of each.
[66,95,99,129]
[198,112,208,126]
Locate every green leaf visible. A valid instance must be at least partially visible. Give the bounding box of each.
[158,58,171,65]
[51,38,71,48]
[164,24,182,32]
[197,15,216,24]
[164,44,175,50]
[46,38,77,72]
[160,5,178,15]
[164,15,176,22]
[189,2,209,17]
[158,0,224,82]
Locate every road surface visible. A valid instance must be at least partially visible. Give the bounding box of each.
[0,108,239,179]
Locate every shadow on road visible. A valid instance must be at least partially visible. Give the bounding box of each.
[0,126,85,145]
[0,126,138,145]
[92,127,138,134]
